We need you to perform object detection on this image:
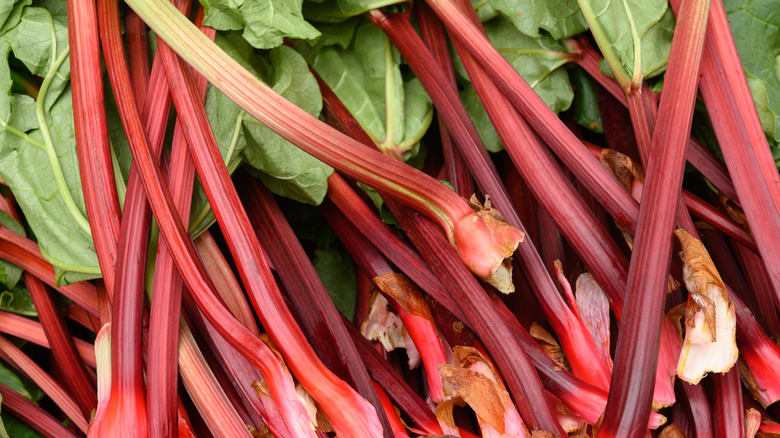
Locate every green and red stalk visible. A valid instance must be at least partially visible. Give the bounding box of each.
[0,310,96,367]
[146,4,206,436]
[713,367,745,438]
[416,1,474,196]
[25,278,97,417]
[67,0,122,295]
[239,173,395,435]
[599,0,711,434]
[127,0,522,291]
[0,382,79,438]
[0,335,88,433]
[125,10,151,109]
[0,228,99,315]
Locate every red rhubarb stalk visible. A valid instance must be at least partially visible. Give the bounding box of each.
[599,0,711,435]
[0,310,96,366]
[0,382,78,438]
[67,0,122,294]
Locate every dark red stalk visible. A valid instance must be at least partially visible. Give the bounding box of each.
[683,193,756,252]
[669,0,780,312]
[65,303,101,332]
[146,4,205,436]
[733,244,780,338]
[0,382,78,438]
[416,1,473,196]
[26,277,97,417]
[713,367,745,438]
[600,0,710,433]
[567,37,738,203]
[446,0,628,319]
[0,335,88,433]
[699,0,780,211]
[0,228,98,315]
[126,9,151,109]
[318,89,638,428]
[67,0,122,295]
[678,382,715,438]
[0,310,96,367]
[238,173,394,436]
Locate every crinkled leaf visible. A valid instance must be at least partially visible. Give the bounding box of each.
[312,246,356,320]
[0,285,34,316]
[470,0,498,22]
[455,16,573,148]
[570,67,603,133]
[241,44,332,205]
[487,0,588,39]
[725,0,780,142]
[201,0,320,49]
[0,211,24,288]
[306,23,433,160]
[577,0,674,83]
[303,0,404,22]
[0,361,30,400]
[0,412,40,438]
[746,71,776,142]
[0,7,100,285]
[0,0,29,36]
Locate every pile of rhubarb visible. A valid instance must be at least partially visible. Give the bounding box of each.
[0,0,778,436]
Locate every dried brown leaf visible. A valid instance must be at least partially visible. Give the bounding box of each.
[529,323,568,371]
[658,424,687,438]
[439,364,507,434]
[373,273,435,322]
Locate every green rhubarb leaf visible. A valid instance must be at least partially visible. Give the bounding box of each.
[200,0,320,49]
[0,285,34,316]
[725,0,780,142]
[0,6,101,285]
[0,395,8,438]
[305,22,433,160]
[0,211,24,288]
[312,246,356,320]
[0,361,30,400]
[454,16,573,151]
[746,72,776,141]
[576,0,674,87]
[487,0,588,39]
[241,45,332,205]
[302,0,404,23]
[0,412,41,438]
[570,67,603,133]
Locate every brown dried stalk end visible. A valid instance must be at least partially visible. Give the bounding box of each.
[372,273,435,323]
[674,229,738,384]
[455,196,524,294]
[360,291,420,367]
[745,408,761,438]
[529,322,569,371]
[439,346,527,437]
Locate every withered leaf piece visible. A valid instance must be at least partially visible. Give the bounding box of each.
[658,424,687,438]
[598,148,645,193]
[373,273,434,322]
[360,291,421,367]
[529,322,569,371]
[435,398,462,436]
[439,364,507,434]
[295,384,333,433]
[674,229,738,384]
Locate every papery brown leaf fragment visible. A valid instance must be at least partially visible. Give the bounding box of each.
[719,195,751,233]
[295,384,334,433]
[658,424,688,438]
[598,148,646,192]
[675,229,738,384]
[435,398,461,436]
[373,273,435,322]
[439,364,506,434]
[529,323,568,371]
[361,292,420,367]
